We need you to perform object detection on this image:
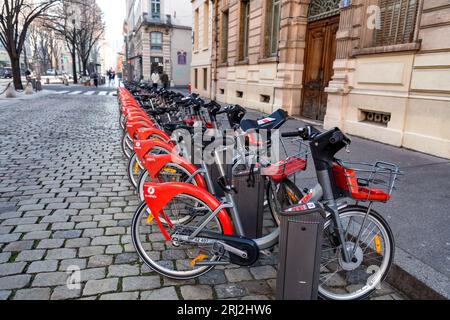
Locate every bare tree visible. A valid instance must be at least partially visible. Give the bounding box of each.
[48,31,63,71]
[74,1,105,76]
[42,1,76,83]
[30,21,63,75]
[44,0,104,83]
[0,0,59,90]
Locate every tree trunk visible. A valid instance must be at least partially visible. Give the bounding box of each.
[11,55,23,90]
[23,47,29,71]
[82,58,88,77]
[71,49,78,84]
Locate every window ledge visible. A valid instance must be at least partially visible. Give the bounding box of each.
[352,42,421,57]
[258,56,279,64]
[218,62,229,68]
[234,59,249,66]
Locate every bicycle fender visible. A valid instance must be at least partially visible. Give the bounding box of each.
[142,154,207,190]
[125,121,154,138]
[133,139,174,161]
[136,127,171,142]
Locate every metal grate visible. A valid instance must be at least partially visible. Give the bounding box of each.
[307,0,340,22]
[374,0,419,46]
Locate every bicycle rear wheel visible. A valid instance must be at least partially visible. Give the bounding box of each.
[319,206,394,300]
[132,197,223,280]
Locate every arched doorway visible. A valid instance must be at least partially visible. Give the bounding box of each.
[301,0,340,121]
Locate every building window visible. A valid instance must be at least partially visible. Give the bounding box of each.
[177,51,187,65]
[220,10,229,63]
[194,68,198,89]
[239,0,250,61]
[203,1,209,48]
[150,56,163,74]
[265,0,281,56]
[150,32,163,51]
[194,8,199,51]
[203,68,208,91]
[150,0,161,19]
[373,0,419,47]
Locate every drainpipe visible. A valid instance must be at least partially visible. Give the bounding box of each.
[211,0,219,101]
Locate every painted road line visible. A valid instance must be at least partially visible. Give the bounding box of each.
[108,92,116,96]
[54,90,69,94]
[68,91,82,95]
[84,91,96,95]
[98,91,108,96]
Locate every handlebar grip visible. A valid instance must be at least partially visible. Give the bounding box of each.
[281,131,300,138]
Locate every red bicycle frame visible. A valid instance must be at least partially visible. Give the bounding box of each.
[143,182,233,240]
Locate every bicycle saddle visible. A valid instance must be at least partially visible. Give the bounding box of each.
[240,109,289,132]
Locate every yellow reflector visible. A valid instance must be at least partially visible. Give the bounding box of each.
[163,168,177,174]
[134,162,139,174]
[287,190,298,203]
[146,215,154,225]
[190,254,206,267]
[374,235,382,254]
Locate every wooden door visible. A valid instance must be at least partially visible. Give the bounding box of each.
[301,16,339,121]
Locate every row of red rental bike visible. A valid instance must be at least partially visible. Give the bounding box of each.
[117,81,402,300]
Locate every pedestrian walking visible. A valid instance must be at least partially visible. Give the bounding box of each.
[151,71,160,90]
[161,72,169,89]
[92,72,99,88]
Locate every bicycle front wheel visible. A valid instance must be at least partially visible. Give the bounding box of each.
[319,206,395,300]
[132,197,223,280]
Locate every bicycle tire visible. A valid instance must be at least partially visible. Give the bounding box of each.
[318,205,395,300]
[132,199,223,280]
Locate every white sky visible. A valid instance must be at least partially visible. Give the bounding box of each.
[97,0,126,70]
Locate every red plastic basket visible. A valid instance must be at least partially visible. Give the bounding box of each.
[332,161,401,202]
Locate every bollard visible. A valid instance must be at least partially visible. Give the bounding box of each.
[5,83,16,98]
[276,202,325,300]
[24,83,34,95]
[35,80,42,91]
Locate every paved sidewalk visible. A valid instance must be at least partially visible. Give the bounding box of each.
[0,94,407,300]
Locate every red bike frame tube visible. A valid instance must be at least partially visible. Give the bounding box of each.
[143,182,233,240]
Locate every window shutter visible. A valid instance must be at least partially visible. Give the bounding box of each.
[374,0,419,46]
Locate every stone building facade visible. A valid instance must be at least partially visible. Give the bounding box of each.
[125,0,192,86]
[197,0,449,159]
[191,0,214,97]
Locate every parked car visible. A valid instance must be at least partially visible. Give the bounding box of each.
[0,67,13,79]
[46,69,57,76]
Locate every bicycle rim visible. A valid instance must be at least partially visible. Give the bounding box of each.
[132,197,222,280]
[319,208,394,300]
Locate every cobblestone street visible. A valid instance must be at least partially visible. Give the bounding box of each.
[0,94,405,300]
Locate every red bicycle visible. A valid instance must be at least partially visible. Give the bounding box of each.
[131,126,400,300]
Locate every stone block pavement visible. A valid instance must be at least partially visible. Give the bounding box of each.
[0,94,407,300]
